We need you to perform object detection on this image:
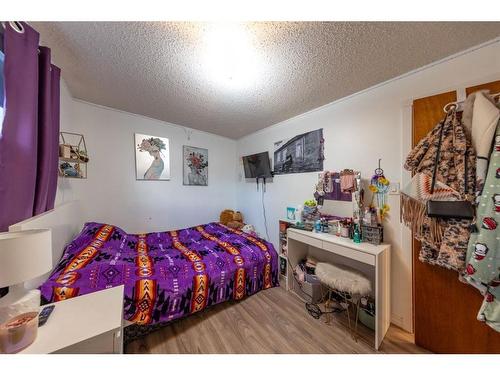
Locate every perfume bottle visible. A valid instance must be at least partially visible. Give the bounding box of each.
[353,224,361,243]
[314,220,321,233]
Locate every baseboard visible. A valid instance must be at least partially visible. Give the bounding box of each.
[391,313,413,333]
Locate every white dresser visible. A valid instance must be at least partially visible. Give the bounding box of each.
[20,285,124,354]
[286,228,391,350]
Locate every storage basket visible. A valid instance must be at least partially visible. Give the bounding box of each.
[291,277,322,304]
[361,224,383,245]
[304,273,320,284]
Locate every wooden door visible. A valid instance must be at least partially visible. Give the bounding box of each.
[412,80,500,353]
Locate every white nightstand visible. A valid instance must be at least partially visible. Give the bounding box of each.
[20,285,124,354]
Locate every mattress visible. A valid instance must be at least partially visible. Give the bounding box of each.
[39,222,279,325]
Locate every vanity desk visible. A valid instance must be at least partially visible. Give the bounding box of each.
[286,228,391,350]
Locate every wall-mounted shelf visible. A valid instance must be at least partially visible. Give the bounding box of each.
[59,157,88,164]
[59,132,88,179]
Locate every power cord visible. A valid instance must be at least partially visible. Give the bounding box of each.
[261,181,270,241]
[286,256,345,319]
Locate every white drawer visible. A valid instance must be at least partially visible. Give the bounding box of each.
[322,241,375,266]
[288,231,323,249]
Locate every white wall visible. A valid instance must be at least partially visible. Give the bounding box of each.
[56,82,237,233]
[56,38,500,333]
[235,39,500,332]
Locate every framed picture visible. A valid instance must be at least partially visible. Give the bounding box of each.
[135,133,170,180]
[286,207,296,221]
[273,128,324,175]
[183,145,208,186]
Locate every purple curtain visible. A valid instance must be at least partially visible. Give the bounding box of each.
[0,22,61,231]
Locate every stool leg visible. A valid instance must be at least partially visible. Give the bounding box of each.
[325,290,331,324]
[328,289,335,324]
[353,297,361,342]
[342,293,353,338]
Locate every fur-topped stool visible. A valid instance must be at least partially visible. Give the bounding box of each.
[315,262,372,340]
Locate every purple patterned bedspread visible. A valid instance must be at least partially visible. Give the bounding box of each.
[40,222,279,325]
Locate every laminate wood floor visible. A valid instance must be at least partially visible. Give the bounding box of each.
[125,286,430,354]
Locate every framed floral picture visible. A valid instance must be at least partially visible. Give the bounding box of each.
[135,133,170,180]
[183,145,208,186]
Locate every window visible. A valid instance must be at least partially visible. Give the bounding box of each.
[296,141,303,158]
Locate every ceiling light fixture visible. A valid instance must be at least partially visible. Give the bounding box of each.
[201,23,260,90]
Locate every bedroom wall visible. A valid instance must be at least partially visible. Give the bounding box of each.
[235,39,500,332]
[56,82,237,233]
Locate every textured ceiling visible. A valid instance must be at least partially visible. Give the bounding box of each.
[33,22,500,139]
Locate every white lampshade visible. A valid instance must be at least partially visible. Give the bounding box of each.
[0,229,52,288]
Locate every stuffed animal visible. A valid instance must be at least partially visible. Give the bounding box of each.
[219,209,245,229]
[241,224,257,237]
[233,211,243,223]
[227,211,244,230]
[219,209,235,226]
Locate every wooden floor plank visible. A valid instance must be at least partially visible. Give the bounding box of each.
[125,286,430,354]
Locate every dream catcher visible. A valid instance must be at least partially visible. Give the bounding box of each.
[369,159,390,220]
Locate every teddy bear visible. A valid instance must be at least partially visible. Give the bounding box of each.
[219,209,235,225]
[219,210,245,230]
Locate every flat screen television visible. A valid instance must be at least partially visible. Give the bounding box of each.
[242,152,273,178]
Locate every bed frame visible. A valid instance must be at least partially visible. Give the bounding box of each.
[9,201,84,289]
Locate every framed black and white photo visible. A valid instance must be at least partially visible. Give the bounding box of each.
[273,128,324,175]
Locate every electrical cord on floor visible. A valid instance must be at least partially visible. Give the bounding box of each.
[286,257,345,319]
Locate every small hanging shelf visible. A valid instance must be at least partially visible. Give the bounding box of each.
[58,132,88,179]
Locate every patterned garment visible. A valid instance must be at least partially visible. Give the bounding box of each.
[464,121,500,332]
[401,173,460,202]
[404,109,476,271]
[39,222,279,325]
[339,172,356,193]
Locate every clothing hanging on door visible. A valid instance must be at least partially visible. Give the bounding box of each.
[463,91,500,201]
[462,93,500,332]
[463,120,500,332]
[402,109,476,271]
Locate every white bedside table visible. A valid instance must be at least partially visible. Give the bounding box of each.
[20,285,124,354]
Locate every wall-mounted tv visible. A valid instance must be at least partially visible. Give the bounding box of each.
[242,152,273,178]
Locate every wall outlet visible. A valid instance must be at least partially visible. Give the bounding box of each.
[389,182,400,195]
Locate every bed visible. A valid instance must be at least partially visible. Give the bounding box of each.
[37,220,279,331]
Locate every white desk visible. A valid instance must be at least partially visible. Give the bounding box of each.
[286,228,391,350]
[20,285,124,354]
